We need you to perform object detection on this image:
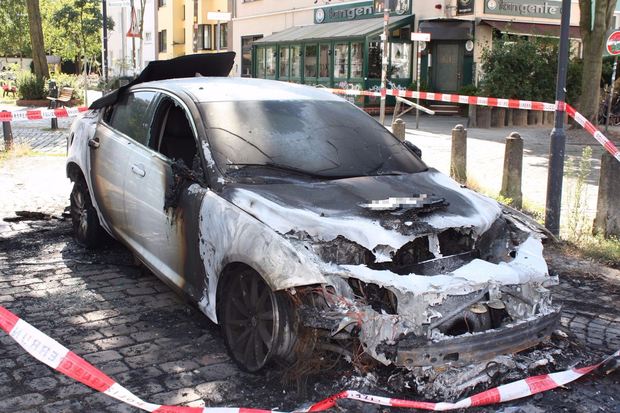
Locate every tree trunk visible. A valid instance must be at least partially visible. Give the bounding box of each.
[25,0,49,81]
[579,0,616,123]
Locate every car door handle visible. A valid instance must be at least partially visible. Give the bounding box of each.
[131,164,146,177]
[88,137,100,149]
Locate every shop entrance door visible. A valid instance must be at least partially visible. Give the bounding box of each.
[433,42,462,93]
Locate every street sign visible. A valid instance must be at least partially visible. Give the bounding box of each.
[606,30,620,56]
[411,32,431,42]
[207,11,231,21]
[108,0,130,7]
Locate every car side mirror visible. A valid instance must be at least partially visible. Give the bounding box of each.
[403,140,422,158]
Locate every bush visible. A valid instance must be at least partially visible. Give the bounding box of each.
[16,72,45,100]
[479,36,581,104]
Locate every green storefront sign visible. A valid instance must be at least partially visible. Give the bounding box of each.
[314,0,412,24]
[484,0,561,19]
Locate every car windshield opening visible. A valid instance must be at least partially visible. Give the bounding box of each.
[200,100,427,178]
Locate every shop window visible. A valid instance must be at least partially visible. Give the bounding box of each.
[304,45,318,78]
[279,47,290,79]
[351,42,363,78]
[242,35,262,78]
[256,47,266,78]
[319,44,330,78]
[198,25,213,50]
[158,30,167,53]
[265,46,276,77]
[291,45,301,78]
[390,43,411,79]
[333,43,349,79]
[368,41,381,79]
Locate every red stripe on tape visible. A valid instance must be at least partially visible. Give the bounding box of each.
[487,97,498,107]
[525,374,557,394]
[26,110,42,120]
[0,111,12,122]
[603,140,620,155]
[390,398,437,409]
[54,108,68,118]
[78,106,89,112]
[531,102,544,111]
[469,388,501,406]
[583,121,597,136]
[0,306,19,333]
[308,391,347,411]
[240,408,277,413]
[56,351,115,392]
[468,96,477,104]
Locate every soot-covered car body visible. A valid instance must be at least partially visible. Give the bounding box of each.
[66,55,559,380]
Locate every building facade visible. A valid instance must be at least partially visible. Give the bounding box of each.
[230,0,585,103]
[156,0,230,60]
[106,0,157,77]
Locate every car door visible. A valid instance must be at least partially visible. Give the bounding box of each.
[89,90,157,240]
[123,92,206,296]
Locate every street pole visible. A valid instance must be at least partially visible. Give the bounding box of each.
[415,40,421,129]
[379,8,389,125]
[544,0,571,237]
[102,0,109,88]
[606,56,618,132]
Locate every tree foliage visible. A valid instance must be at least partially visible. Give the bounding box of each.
[0,0,31,58]
[42,0,113,74]
[479,36,582,104]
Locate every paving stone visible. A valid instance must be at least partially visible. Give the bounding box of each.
[150,387,202,405]
[0,393,45,410]
[42,399,84,413]
[83,350,123,365]
[27,377,58,392]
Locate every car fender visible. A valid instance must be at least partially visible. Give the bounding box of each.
[194,186,327,323]
[66,111,114,236]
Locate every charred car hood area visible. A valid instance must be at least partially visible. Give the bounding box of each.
[220,168,559,372]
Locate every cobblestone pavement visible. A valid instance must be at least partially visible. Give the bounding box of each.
[1,115,72,154]
[0,129,619,412]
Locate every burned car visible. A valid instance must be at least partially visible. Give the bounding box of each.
[66,54,559,382]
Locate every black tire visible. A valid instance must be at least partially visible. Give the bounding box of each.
[70,178,106,249]
[220,268,296,372]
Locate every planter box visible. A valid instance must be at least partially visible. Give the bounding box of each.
[512,109,528,126]
[16,98,80,108]
[491,107,506,128]
[476,106,492,128]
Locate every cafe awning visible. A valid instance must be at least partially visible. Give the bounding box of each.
[254,15,413,44]
[480,19,582,39]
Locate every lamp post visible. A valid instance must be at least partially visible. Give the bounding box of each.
[102,0,109,88]
[544,0,571,236]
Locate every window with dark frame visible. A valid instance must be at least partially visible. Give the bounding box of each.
[198,24,213,50]
[158,30,167,53]
[219,23,228,49]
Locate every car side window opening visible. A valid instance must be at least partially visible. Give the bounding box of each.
[152,99,198,168]
[107,91,157,145]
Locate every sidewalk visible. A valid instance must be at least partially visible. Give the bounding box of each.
[391,114,607,223]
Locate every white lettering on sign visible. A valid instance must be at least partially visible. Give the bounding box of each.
[411,32,431,42]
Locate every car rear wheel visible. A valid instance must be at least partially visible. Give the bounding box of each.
[70,179,106,249]
[220,268,296,372]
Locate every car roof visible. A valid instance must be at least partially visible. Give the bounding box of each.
[135,77,344,103]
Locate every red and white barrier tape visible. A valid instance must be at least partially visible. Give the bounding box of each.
[0,106,88,122]
[327,88,620,162]
[0,305,618,412]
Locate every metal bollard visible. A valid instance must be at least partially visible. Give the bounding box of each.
[50,101,58,130]
[450,124,467,184]
[500,132,523,208]
[1,110,13,151]
[391,118,406,142]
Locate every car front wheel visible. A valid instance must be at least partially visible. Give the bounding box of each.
[70,178,106,249]
[220,268,296,372]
